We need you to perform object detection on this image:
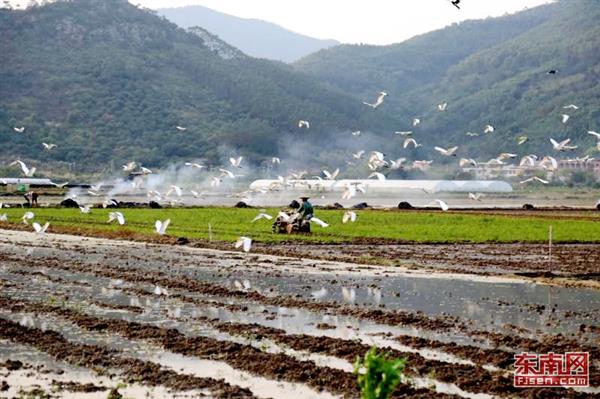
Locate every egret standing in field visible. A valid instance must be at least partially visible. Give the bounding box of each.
[342,211,357,224]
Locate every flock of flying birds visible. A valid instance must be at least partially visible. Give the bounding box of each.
[3,52,600,253]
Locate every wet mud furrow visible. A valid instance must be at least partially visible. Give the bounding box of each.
[2,230,598,399]
[0,318,255,398]
[3,252,597,371]
[197,319,599,398]
[5,252,597,361]
[0,298,466,399]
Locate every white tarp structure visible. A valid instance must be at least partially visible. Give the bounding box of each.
[249,179,513,193]
[0,178,53,185]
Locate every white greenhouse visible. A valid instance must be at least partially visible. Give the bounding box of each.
[249,179,513,194]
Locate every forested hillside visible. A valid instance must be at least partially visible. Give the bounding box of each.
[1,0,599,177]
[0,0,388,173]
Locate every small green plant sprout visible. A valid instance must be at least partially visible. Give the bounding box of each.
[354,346,407,399]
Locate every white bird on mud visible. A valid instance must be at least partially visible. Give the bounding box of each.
[468,193,484,201]
[13,126,25,133]
[517,136,529,145]
[154,285,168,296]
[323,168,340,180]
[367,287,382,305]
[22,211,34,225]
[229,156,243,168]
[434,199,449,211]
[561,114,570,124]
[437,102,448,111]
[235,236,252,252]
[32,222,50,235]
[10,160,36,177]
[79,205,91,214]
[434,146,459,157]
[175,126,187,131]
[351,130,361,136]
[42,143,57,150]
[233,280,252,291]
[550,138,577,151]
[412,118,421,127]
[520,176,549,185]
[352,150,365,160]
[155,219,171,235]
[484,125,495,134]
[252,211,273,223]
[19,315,34,327]
[298,120,310,129]
[368,172,386,181]
[311,287,328,300]
[108,211,125,225]
[342,211,357,224]
[363,91,387,109]
[563,104,579,110]
[403,138,422,149]
[271,157,281,165]
[341,287,356,304]
[311,217,329,228]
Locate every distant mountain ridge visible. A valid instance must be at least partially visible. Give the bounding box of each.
[158,5,339,63]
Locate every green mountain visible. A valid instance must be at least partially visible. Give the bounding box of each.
[0,0,389,174]
[295,0,600,160]
[158,5,339,63]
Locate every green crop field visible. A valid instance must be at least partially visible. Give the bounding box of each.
[1,207,599,244]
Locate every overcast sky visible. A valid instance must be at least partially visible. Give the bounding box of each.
[6,0,555,44]
[132,0,555,44]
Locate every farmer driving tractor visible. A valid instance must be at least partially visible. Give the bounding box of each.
[272,196,314,234]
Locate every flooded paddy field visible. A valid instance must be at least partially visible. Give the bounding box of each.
[0,229,598,398]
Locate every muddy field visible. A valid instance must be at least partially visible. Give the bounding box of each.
[0,229,598,398]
